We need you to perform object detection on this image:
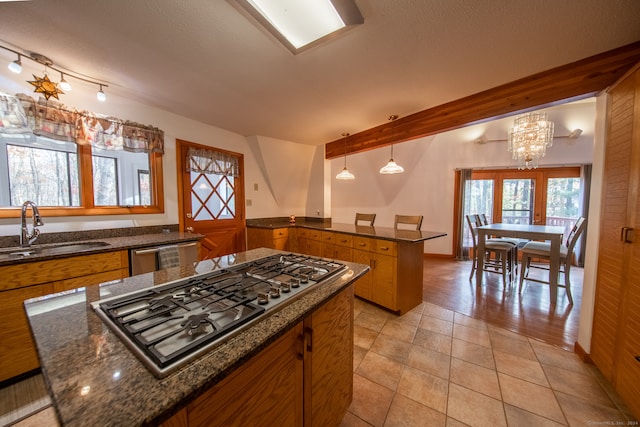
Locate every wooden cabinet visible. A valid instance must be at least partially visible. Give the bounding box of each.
[303,283,353,426]
[296,228,322,257]
[0,250,129,382]
[162,286,354,427]
[246,227,290,251]
[321,231,352,261]
[590,65,640,418]
[186,324,304,427]
[352,237,373,300]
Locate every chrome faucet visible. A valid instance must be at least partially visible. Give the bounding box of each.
[20,201,44,247]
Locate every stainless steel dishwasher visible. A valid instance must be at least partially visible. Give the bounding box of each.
[129,242,199,275]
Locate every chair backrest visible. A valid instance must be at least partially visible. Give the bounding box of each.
[479,213,489,225]
[394,214,423,230]
[565,217,587,253]
[355,213,376,226]
[465,214,480,250]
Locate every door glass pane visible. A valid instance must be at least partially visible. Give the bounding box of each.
[464,179,494,247]
[546,177,581,236]
[190,171,237,221]
[502,179,534,224]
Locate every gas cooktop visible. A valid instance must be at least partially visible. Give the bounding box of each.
[92,253,347,378]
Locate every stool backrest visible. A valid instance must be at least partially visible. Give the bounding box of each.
[355,213,376,226]
[394,214,423,230]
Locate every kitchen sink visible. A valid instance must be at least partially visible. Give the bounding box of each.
[0,241,111,260]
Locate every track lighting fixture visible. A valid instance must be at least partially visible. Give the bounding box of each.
[1,43,108,102]
[59,73,72,91]
[97,85,106,102]
[8,53,22,74]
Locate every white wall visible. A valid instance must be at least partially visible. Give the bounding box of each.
[331,100,597,255]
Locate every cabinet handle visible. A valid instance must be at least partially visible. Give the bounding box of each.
[340,239,348,243]
[358,243,366,247]
[621,227,634,243]
[304,327,313,352]
[380,247,389,251]
[635,355,640,363]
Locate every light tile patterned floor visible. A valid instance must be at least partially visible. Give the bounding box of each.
[341,299,638,427]
[2,299,637,427]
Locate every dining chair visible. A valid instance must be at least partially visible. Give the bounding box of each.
[518,217,587,305]
[394,214,423,230]
[466,214,517,288]
[354,213,376,226]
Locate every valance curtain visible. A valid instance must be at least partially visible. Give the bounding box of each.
[0,92,164,153]
[186,147,240,177]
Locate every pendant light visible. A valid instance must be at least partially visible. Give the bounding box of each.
[336,132,355,180]
[379,115,404,174]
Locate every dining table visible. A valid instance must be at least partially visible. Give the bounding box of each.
[476,223,566,304]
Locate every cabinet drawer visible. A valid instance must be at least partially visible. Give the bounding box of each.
[272,228,289,239]
[353,237,373,251]
[374,240,397,256]
[308,229,323,241]
[334,234,353,247]
[322,231,336,244]
[297,228,310,238]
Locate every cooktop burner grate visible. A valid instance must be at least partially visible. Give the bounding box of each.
[92,253,347,377]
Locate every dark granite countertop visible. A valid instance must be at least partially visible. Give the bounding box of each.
[248,221,447,243]
[0,231,203,267]
[24,248,369,426]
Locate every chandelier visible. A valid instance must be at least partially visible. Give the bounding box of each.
[507,112,554,169]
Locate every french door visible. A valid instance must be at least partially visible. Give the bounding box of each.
[461,167,583,252]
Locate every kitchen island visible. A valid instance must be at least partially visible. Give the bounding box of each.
[24,248,369,426]
[247,221,447,314]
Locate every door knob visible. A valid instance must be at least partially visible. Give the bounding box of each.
[186,226,194,232]
[186,213,192,219]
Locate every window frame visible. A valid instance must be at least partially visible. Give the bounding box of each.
[0,142,164,218]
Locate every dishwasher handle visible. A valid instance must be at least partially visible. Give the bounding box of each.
[133,242,197,255]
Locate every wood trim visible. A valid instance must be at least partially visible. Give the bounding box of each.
[574,341,593,364]
[325,41,640,159]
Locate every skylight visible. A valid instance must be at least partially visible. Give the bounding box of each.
[235,0,363,53]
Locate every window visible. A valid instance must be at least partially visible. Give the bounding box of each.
[0,93,164,218]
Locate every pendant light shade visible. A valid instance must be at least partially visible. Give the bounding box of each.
[379,147,404,174]
[380,115,404,174]
[336,132,355,180]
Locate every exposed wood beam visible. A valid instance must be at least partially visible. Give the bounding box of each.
[325,41,640,159]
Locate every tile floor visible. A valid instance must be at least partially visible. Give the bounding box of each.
[340,299,637,427]
[2,299,637,427]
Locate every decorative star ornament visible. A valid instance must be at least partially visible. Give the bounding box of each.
[28,74,64,100]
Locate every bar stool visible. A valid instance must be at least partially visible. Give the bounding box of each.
[355,213,376,226]
[394,214,423,230]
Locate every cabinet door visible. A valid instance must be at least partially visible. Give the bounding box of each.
[0,283,54,382]
[304,286,354,427]
[352,249,372,300]
[372,252,397,310]
[188,323,304,427]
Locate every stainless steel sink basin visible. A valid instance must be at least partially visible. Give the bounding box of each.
[0,241,111,260]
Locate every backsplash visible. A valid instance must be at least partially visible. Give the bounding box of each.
[0,224,179,248]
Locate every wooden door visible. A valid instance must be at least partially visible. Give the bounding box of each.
[590,64,640,418]
[177,140,245,259]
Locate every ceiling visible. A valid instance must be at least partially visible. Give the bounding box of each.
[0,0,639,146]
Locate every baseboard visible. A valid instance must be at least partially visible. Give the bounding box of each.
[574,341,594,364]
[423,253,456,259]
